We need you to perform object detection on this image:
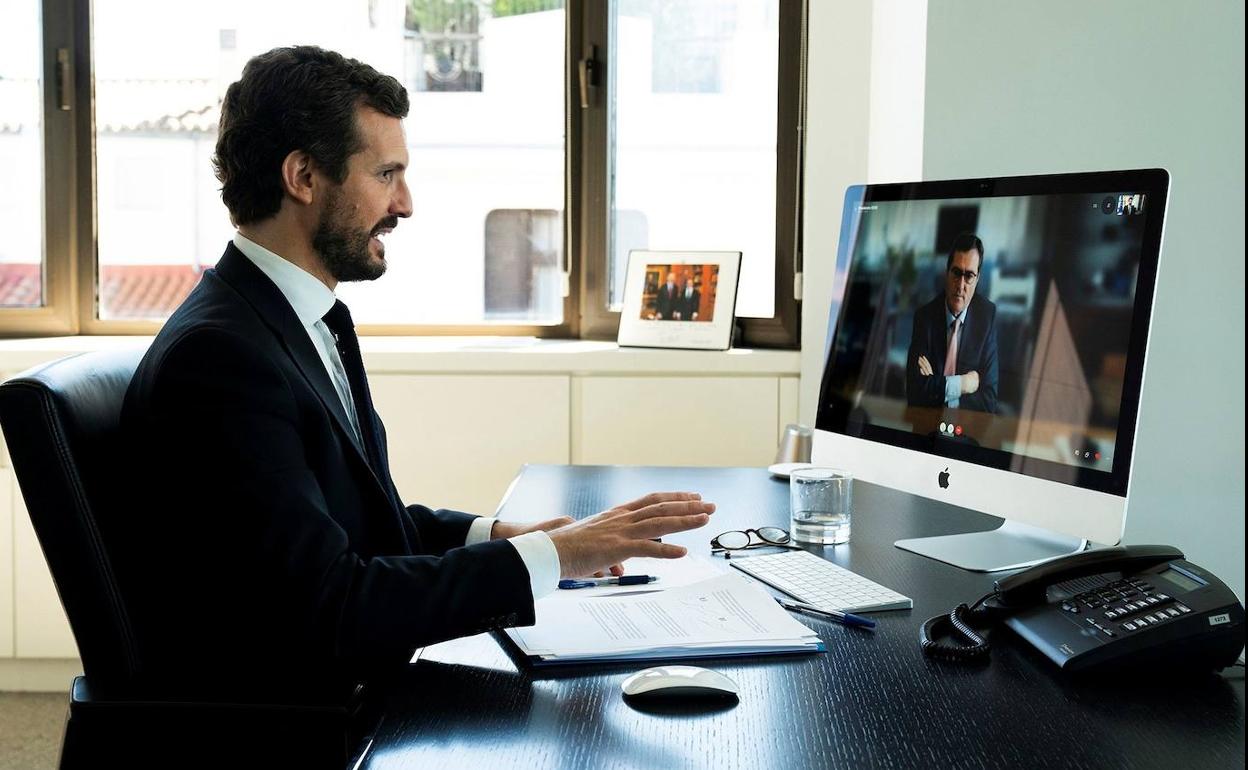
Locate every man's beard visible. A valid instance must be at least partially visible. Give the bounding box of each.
[313,189,394,283]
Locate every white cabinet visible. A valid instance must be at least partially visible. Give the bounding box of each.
[576,377,783,467]
[370,375,571,516]
[1,469,14,657]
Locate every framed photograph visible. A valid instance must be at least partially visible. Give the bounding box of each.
[617,250,742,350]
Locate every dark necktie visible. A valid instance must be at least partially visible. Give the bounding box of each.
[322,300,385,476]
[322,299,420,553]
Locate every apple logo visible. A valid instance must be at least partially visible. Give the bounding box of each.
[938,467,950,489]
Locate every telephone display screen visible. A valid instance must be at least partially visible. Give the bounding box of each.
[1156,567,1205,593]
[817,171,1166,496]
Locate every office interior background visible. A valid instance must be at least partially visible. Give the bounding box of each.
[0,0,1242,722]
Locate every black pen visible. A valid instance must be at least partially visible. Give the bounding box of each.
[775,597,876,629]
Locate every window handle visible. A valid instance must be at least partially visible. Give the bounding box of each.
[578,45,599,109]
[56,48,72,111]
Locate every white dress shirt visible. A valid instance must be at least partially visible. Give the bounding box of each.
[232,233,559,600]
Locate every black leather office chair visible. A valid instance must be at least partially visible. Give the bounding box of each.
[0,350,372,768]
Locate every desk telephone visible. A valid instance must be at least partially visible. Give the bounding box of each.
[921,545,1245,673]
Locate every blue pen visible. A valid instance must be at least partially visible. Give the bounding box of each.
[558,575,660,590]
[775,597,876,629]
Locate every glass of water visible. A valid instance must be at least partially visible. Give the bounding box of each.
[789,467,853,544]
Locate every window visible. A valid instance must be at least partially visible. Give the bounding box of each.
[609,0,780,318]
[2,0,803,346]
[0,3,47,322]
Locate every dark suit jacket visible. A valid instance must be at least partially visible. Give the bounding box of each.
[906,292,999,413]
[119,243,534,693]
[655,283,680,319]
[678,289,700,320]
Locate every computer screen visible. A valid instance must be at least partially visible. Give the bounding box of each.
[813,170,1168,563]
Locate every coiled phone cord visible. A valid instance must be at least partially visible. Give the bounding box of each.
[920,592,999,662]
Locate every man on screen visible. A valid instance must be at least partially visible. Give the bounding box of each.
[906,233,999,414]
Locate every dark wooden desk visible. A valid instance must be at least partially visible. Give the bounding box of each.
[353,465,1245,769]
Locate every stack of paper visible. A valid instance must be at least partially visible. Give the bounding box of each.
[503,571,824,665]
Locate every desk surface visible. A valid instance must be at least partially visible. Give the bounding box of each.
[355,465,1245,769]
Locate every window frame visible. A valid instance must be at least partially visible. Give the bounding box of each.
[2,0,804,348]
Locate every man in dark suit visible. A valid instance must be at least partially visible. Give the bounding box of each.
[906,233,999,414]
[119,46,714,695]
[676,278,700,321]
[655,272,680,319]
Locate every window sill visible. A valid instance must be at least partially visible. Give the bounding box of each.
[0,336,800,376]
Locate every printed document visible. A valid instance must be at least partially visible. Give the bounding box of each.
[505,572,822,663]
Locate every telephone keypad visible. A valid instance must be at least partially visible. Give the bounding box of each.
[1073,577,1190,634]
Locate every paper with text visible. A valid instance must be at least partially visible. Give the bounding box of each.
[508,573,817,657]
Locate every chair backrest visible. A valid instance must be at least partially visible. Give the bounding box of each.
[0,349,146,688]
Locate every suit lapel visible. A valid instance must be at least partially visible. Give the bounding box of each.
[213,244,377,480]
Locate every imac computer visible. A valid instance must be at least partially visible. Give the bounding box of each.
[814,169,1169,572]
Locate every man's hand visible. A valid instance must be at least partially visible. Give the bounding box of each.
[547,492,715,578]
[917,355,934,377]
[961,370,980,395]
[491,516,623,577]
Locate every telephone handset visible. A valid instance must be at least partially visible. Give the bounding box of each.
[921,544,1245,673]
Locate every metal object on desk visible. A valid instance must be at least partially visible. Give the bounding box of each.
[774,423,813,464]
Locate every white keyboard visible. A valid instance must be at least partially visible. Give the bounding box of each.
[729,549,912,613]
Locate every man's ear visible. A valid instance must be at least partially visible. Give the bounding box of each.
[280,150,316,206]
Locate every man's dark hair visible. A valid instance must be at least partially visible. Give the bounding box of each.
[946,232,985,272]
[213,46,409,225]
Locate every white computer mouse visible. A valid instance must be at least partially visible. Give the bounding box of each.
[620,665,739,699]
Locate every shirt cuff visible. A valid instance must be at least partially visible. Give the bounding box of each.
[507,530,561,601]
[944,374,962,406]
[465,516,496,546]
